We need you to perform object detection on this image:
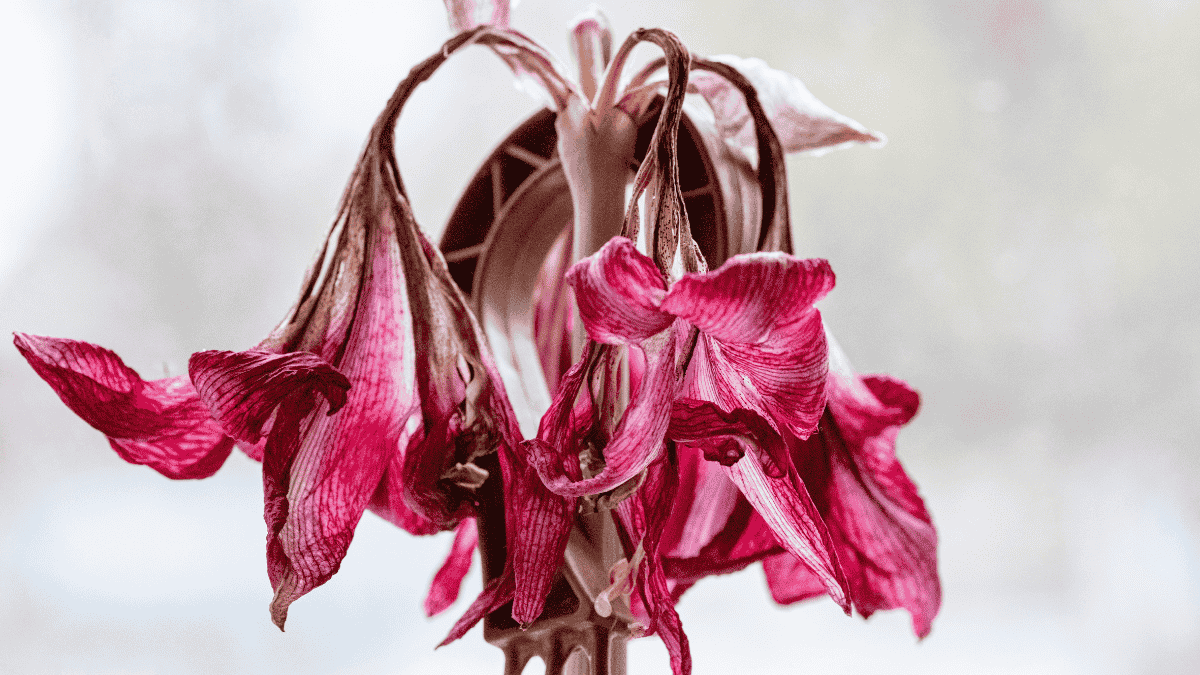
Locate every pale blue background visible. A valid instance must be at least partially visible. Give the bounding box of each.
[2,1,1197,673]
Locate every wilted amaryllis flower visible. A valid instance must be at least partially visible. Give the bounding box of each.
[13,22,580,633]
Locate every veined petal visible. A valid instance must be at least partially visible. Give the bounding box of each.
[567,237,672,345]
[671,255,833,439]
[761,551,830,605]
[424,518,479,617]
[662,253,834,344]
[726,450,850,612]
[791,370,940,637]
[188,350,350,444]
[695,54,884,156]
[14,333,234,479]
[667,398,788,477]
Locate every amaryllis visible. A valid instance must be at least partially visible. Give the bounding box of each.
[16,1,940,673]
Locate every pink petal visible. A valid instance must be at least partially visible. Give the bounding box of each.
[614,452,692,675]
[568,5,612,101]
[692,54,883,156]
[663,501,782,589]
[667,398,789,477]
[726,450,850,612]
[792,373,940,637]
[14,333,234,479]
[425,518,479,617]
[567,237,672,345]
[761,551,830,605]
[662,253,834,345]
[659,445,742,559]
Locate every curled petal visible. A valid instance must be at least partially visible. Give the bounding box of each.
[188,350,349,444]
[425,518,479,617]
[725,450,850,612]
[672,256,833,439]
[529,325,682,497]
[567,237,672,344]
[14,333,234,479]
[569,4,612,101]
[694,54,884,156]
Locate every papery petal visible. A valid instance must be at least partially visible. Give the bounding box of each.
[671,256,833,439]
[569,4,612,102]
[188,350,349,444]
[14,333,234,479]
[791,371,940,637]
[725,450,850,612]
[443,0,510,31]
[659,444,742,559]
[693,54,883,156]
[663,499,781,593]
[425,518,479,617]
[567,237,672,345]
[500,442,575,624]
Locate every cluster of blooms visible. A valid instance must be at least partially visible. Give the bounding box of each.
[15,2,939,673]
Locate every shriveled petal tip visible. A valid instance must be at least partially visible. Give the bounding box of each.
[14,333,234,479]
[567,237,673,344]
[188,350,350,444]
[662,254,835,344]
[695,54,883,156]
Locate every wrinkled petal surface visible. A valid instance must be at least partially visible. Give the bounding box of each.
[443,0,510,31]
[567,237,672,345]
[726,450,849,612]
[785,369,940,637]
[672,255,834,439]
[15,333,234,479]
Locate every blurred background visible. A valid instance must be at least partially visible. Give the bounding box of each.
[1,0,1197,673]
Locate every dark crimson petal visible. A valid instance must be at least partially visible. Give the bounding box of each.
[424,518,479,617]
[566,237,673,345]
[661,253,834,345]
[792,370,940,638]
[188,350,350,444]
[439,570,515,647]
[726,449,850,612]
[500,441,576,624]
[14,333,234,479]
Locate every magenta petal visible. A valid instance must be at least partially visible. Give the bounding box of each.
[725,450,850,612]
[188,350,350,444]
[793,373,940,637]
[567,237,673,345]
[762,551,830,605]
[662,254,834,345]
[425,518,479,617]
[14,333,235,479]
